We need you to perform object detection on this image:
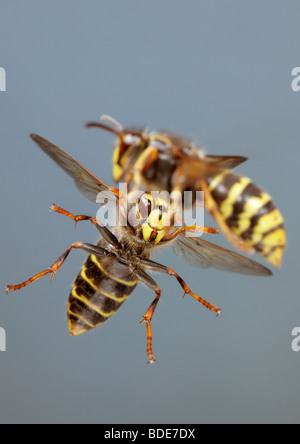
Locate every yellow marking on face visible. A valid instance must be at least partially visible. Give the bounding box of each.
[90,255,138,287]
[142,223,165,244]
[113,145,121,164]
[154,229,165,244]
[112,144,127,181]
[113,163,124,182]
[137,193,169,243]
[220,177,251,219]
[71,287,115,318]
[148,197,170,226]
[142,224,153,242]
[148,209,163,230]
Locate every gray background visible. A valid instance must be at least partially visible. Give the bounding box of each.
[0,0,299,424]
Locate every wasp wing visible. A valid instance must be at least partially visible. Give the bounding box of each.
[172,235,272,276]
[30,134,116,204]
[204,155,248,169]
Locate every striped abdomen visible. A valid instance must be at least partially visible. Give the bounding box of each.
[207,170,286,267]
[68,246,138,336]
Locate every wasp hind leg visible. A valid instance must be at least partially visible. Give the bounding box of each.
[132,268,163,364]
[139,257,221,316]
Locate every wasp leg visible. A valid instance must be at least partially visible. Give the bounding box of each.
[131,145,159,191]
[195,201,205,208]
[132,268,162,364]
[50,204,121,249]
[138,257,221,316]
[6,242,111,294]
[163,224,219,241]
[200,179,255,254]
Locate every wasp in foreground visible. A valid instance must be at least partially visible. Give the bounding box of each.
[86,115,286,267]
[6,135,272,363]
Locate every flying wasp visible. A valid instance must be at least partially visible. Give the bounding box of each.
[86,115,286,267]
[6,135,272,363]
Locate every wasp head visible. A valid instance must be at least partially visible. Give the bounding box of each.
[136,193,171,245]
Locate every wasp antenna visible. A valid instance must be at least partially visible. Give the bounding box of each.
[85,122,122,137]
[100,115,124,133]
[85,121,121,136]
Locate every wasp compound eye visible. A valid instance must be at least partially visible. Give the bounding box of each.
[123,133,142,146]
[137,194,153,220]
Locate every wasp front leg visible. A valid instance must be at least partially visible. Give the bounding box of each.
[163,224,219,242]
[50,204,121,249]
[6,242,111,294]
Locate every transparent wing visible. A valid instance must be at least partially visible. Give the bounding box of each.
[203,154,248,169]
[30,134,117,204]
[172,235,272,276]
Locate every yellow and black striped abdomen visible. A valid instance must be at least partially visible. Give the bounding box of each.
[207,170,286,267]
[68,249,138,336]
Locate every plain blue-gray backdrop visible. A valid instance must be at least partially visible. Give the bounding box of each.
[0,0,299,424]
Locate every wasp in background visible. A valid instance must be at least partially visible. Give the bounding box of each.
[86,115,286,267]
[6,135,272,363]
